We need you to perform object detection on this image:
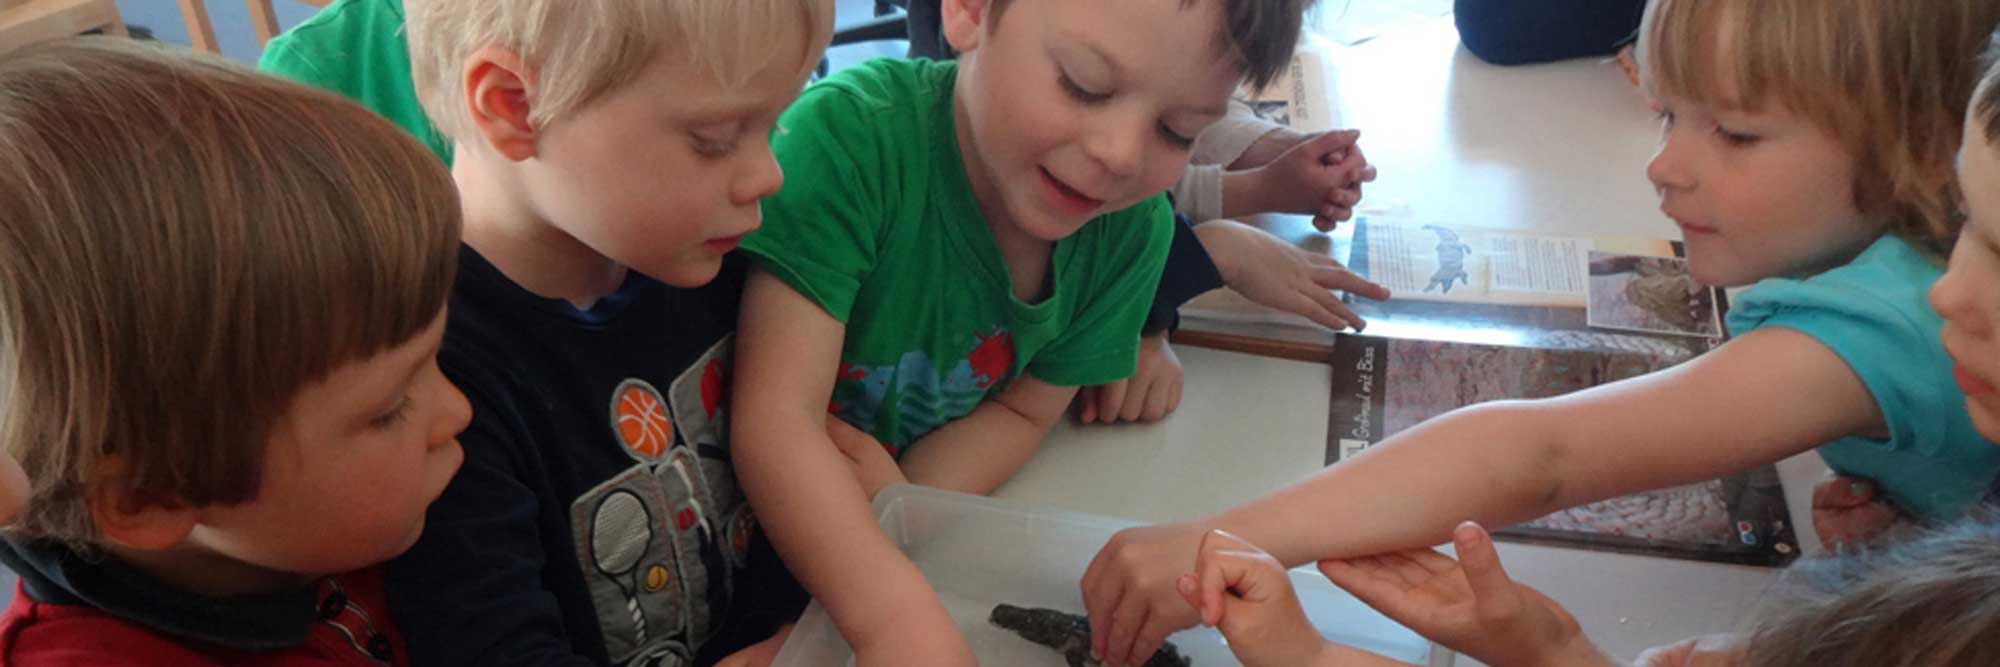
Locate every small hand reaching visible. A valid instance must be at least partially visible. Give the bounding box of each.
[1078,333,1183,424]
[1178,530,1333,667]
[1317,522,1615,667]
[1194,219,1390,331]
[825,415,906,499]
[1810,473,1906,551]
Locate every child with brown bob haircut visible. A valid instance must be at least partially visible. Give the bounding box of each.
[0,38,469,666]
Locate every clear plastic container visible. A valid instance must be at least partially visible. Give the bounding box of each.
[771,485,1447,666]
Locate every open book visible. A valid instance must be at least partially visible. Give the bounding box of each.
[1323,332,1800,566]
[1180,218,1728,359]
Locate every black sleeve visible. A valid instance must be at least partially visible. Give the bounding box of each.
[1141,213,1227,336]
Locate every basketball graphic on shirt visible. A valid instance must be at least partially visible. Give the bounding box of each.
[611,379,674,461]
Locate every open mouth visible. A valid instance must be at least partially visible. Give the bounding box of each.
[1039,167,1104,216]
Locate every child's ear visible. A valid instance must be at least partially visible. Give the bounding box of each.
[940,0,990,54]
[86,456,195,552]
[462,47,539,162]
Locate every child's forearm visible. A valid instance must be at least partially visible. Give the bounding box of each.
[899,379,1074,494]
[1218,168,1272,219]
[1312,642,1424,667]
[1211,401,1576,566]
[734,413,968,656]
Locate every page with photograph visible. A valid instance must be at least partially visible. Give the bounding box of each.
[1326,334,1800,566]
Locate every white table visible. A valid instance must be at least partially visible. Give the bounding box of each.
[995,17,1836,666]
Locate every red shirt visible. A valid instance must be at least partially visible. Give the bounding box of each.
[0,567,409,667]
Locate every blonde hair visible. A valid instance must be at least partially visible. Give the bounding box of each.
[0,38,462,547]
[1739,514,2000,667]
[406,0,835,143]
[1636,0,2000,256]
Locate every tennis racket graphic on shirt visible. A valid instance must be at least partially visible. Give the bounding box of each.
[591,490,655,643]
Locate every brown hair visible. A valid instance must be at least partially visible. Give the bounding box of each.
[0,38,462,546]
[1636,0,2000,256]
[988,0,1315,90]
[1739,515,2000,667]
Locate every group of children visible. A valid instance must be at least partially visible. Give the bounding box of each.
[0,0,1997,666]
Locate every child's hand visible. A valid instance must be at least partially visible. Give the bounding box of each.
[1243,130,1377,230]
[1082,520,1212,666]
[1318,522,1611,667]
[825,415,906,499]
[1178,530,1332,667]
[1077,333,1182,424]
[1810,474,1906,550]
[1194,220,1391,331]
[715,624,793,667]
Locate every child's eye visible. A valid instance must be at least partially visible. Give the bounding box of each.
[370,396,413,429]
[1058,72,1110,105]
[693,136,737,158]
[1157,122,1194,150]
[1714,126,1760,147]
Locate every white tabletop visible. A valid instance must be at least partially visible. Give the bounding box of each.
[995,16,1837,666]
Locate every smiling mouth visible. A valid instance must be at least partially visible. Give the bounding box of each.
[1040,167,1104,213]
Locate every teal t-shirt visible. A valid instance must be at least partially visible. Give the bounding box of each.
[1726,235,2000,519]
[256,0,453,165]
[742,58,1173,450]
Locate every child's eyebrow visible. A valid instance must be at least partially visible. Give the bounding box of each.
[673,97,783,124]
[1060,32,1226,116]
[1066,35,1125,81]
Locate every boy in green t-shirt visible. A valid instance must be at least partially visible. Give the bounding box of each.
[733,0,1318,663]
[257,0,451,165]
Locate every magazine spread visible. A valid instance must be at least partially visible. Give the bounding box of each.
[1325,334,1801,566]
[1180,219,1728,358]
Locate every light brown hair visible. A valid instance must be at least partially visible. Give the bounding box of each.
[1739,515,2000,667]
[0,38,461,546]
[406,0,835,144]
[1636,0,2000,256]
[986,0,1315,91]
[1974,29,2000,146]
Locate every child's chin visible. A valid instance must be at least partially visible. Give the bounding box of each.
[650,258,725,289]
[1968,398,2000,443]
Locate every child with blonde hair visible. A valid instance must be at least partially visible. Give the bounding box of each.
[384,1,838,665]
[1083,0,2000,663]
[1174,34,2000,666]
[0,38,468,666]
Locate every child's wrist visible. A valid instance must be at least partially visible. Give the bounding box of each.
[1541,632,1618,667]
[1191,219,1248,285]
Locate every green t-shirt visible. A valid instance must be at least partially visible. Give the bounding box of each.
[256,0,453,165]
[742,58,1173,450]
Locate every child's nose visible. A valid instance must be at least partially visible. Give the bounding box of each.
[1083,119,1145,179]
[1646,135,1694,194]
[432,380,473,448]
[1932,261,1991,336]
[735,144,785,206]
